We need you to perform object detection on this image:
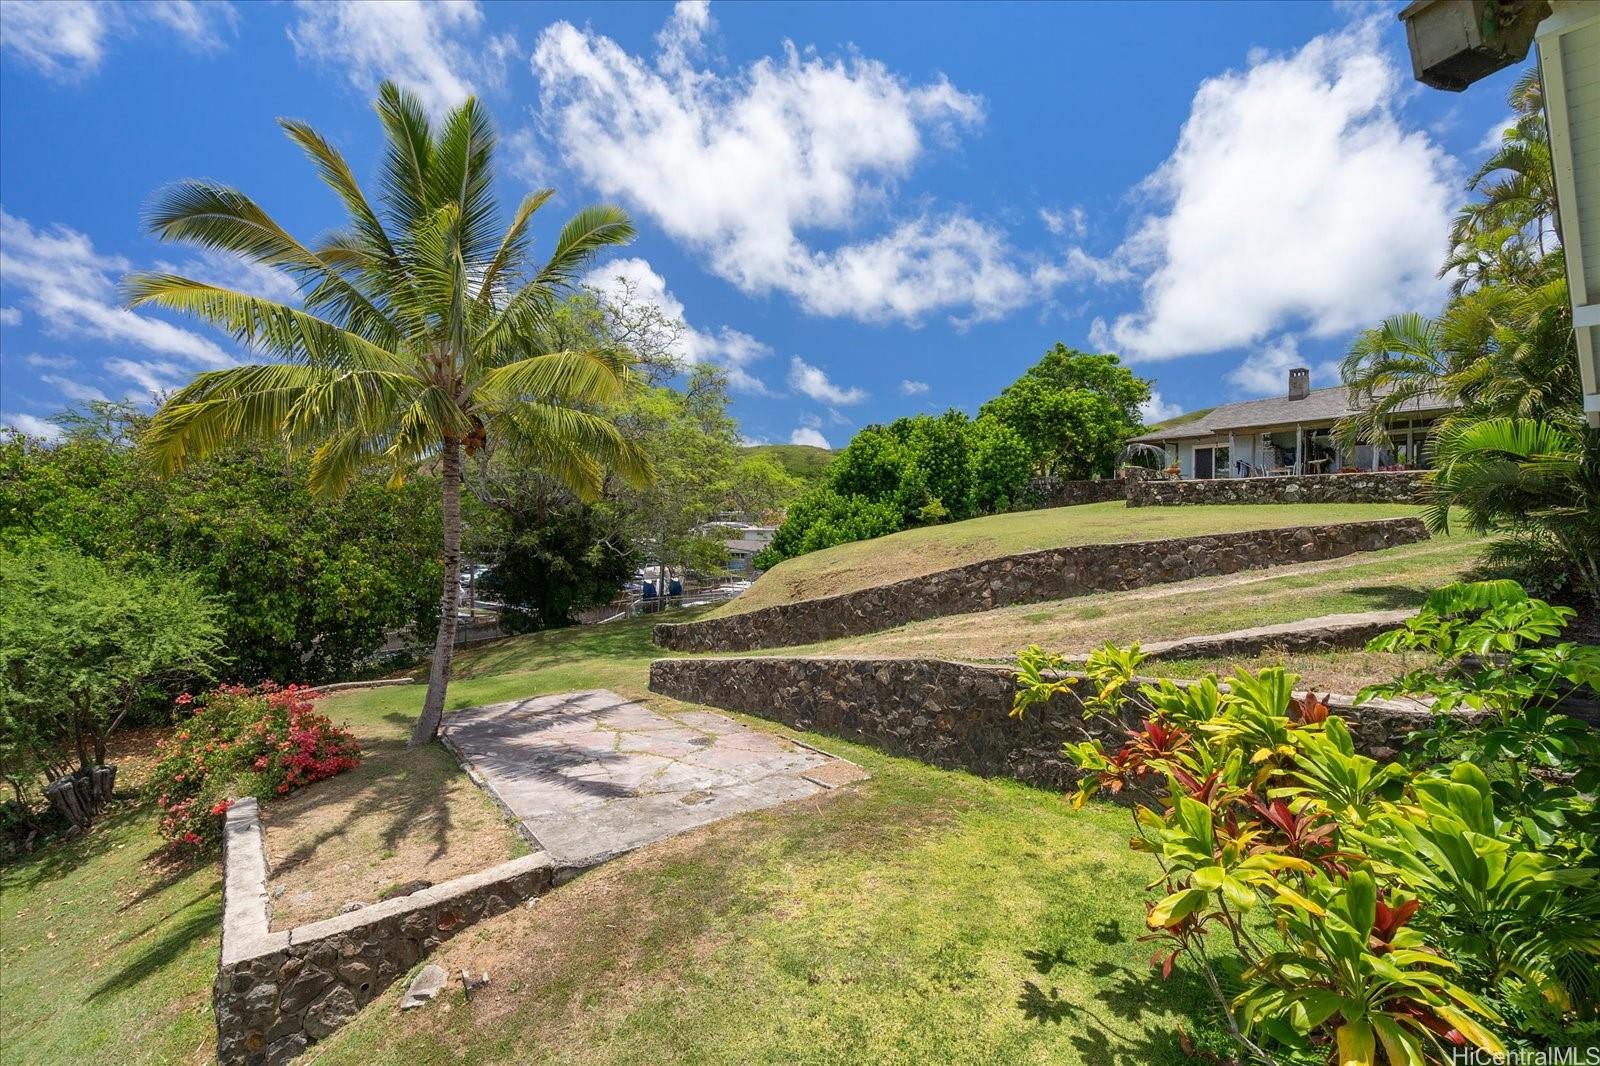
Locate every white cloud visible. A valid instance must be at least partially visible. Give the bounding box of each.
[159,249,301,304]
[787,357,866,405]
[23,353,75,369]
[1476,113,1513,155]
[1,413,62,441]
[1091,19,1453,361]
[899,379,929,396]
[41,373,107,404]
[142,1,237,50]
[1140,392,1183,423]
[532,8,1058,325]
[0,1,109,79]
[582,256,773,393]
[106,356,187,397]
[288,0,516,114]
[502,127,547,187]
[0,0,234,81]
[789,424,830,448]
[0,210,231,367]
[1225,335,1308,396]
[1040,206,1086,238]
[0,307,20,326]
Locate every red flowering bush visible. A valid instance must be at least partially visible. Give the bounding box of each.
[149,682,360,852]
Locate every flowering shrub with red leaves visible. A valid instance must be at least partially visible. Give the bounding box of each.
[149,682,360,852]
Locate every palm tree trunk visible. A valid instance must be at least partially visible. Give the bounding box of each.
[411,438,463,747]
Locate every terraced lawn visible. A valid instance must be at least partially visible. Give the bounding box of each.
[773,532,1482,674]
[714,500,1427,616]
[1,615,1235,1065]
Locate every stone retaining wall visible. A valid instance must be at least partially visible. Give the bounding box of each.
[215,799,565,1064]
[1126,470,1426,507]
[654,518,1428,653]
[648,656,1446,791]
[1023,477,1126,508]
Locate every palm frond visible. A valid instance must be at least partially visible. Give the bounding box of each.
[123,274,413,374]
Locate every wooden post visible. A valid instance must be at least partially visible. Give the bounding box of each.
[1227,431,1236,477]
[1295,424,1303,475]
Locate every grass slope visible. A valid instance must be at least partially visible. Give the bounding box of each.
[771,534,1482,691]
[717,500,1427,616]
[741,443,835,485]
[312,617,1229,1064]
[2,617,1233,1064]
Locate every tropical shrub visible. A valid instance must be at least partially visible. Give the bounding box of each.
[753,488,902,569]
[1012,582,1599,1061]
[967,416,1033,513]
[0,545,224,831]
[150,683,360,852]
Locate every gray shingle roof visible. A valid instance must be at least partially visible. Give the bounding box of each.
[1130,385,1454,443]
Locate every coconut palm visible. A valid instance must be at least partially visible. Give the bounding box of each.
[126,82,652,746]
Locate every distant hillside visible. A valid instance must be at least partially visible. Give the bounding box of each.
[741,444,835,485]
[1144,407,1213,433]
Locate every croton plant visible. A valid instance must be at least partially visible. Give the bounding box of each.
[1013,581,1600,1063]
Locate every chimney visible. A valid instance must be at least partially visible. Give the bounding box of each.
[1287,367,1310,400]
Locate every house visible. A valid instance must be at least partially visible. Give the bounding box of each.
[1128,367,1455,480]
[693,521,777,574]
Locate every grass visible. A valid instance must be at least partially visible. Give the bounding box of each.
[261,691,527,929]
[2,615,1236,1064]
[774,533,1482,671]
[716,500,1428,616]
[308,618,1228,1063]
[0,806,220,1065]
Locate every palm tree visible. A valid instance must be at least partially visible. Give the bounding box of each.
[1425,419,1599,604]
[126,83,652,746]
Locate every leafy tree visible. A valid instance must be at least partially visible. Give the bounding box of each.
[901,410,975,521]
[979,346,1149,477]
[476,502,638,632]
[829,425,909,502]
[2,405,444,683]
[125,82,651,747]
[967,416,1033,512]
[755,488,902,568]
[0,546,225,825]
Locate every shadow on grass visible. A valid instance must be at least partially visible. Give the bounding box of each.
[1341,584,1430,611]
[88,887,220,1001]
[1017,942,1229,1065]
[6,806,144,890]
[446,609,715,684]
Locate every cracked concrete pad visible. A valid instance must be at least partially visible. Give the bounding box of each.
[442,690,865,867]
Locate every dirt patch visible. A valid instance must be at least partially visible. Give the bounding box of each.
[260,733,525,929]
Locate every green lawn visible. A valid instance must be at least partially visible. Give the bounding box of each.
[1,616,1233,1064]
[0,807,220,1065]
[778,532,1482,672]
[717,500,1427,615]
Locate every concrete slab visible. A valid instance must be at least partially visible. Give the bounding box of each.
[441,690,865,867]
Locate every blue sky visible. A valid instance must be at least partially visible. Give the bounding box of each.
[0,0,1524,447]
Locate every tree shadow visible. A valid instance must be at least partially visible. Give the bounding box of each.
[264,735,461,880]
[1093,919,1126,945]
[1342,585,1430,611]
[1024,946,1076,975]
[88,887,220,1001]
